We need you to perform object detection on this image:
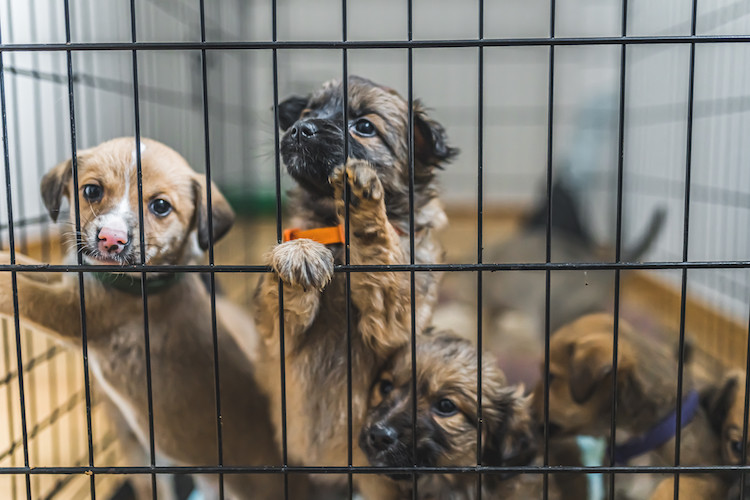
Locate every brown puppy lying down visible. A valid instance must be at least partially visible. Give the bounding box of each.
[532,313,723,499]
[0,138,298,499]
[254,76,455,489]
[358,330,536,499]
[704,370,750,499]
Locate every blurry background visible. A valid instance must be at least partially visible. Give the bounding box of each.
[0,0,749,498]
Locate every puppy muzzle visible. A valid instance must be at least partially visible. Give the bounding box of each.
[359,422,420,480]
[280,117,345,196]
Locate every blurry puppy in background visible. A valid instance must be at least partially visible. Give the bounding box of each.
[704,370,750,499]
[0,138,299,499]
[437,178,665,388]
[253,76,457,484]
[358,330,536,499]
[533,313,723,500]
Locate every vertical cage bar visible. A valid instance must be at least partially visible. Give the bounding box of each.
[3,5,27,255]
[542,0,556,498]
[673,1,699,498]
[475,0,484,497]
[0,2,34,498]
[270,0,290,496]
[405,0,418,497]
[339,1,355,498]
[2,324,18,499]
[608,1,628,498]
[27,0,52,264]
[128,1,159,498]
[198,1,225,497]
[63,0,97,497]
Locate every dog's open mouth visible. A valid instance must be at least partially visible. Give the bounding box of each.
[82,249,131,266]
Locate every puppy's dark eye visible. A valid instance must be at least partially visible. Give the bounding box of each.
[731,439,744,458]
[82,184,103,202]
[379,379,394,396]
[352,119,376,137]
[149,199,172,217]
[433,398,458,417]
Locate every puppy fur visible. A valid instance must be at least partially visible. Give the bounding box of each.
[532,313,722,499]
[253,77,455,480]
[357,331,536,500]
[704,370,750,498]
[0,138,300,499]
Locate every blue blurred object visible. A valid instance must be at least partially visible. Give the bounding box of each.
[577,435,607,500]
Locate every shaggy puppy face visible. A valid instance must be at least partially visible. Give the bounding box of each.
[360,333,535,486]
[278,75,457,224]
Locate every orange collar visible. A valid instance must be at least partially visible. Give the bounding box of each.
[282,223,410,245]
[283,224,345,245]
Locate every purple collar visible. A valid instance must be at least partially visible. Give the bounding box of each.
[611,389,700,465]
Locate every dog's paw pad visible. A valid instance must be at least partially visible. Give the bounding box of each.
[270,239,334,291]
[345,160,383,202]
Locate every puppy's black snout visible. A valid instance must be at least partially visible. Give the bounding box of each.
[368,424,398,452]
[291,120,318,139]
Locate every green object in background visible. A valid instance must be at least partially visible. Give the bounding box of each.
[221,187,285,217]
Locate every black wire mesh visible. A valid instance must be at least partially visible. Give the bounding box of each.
[0,1,748,500]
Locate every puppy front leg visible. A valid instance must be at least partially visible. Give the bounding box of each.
[0,252,82,339]
[254,239,335,345]
[330,160,412,352]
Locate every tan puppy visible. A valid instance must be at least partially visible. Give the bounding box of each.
[0,138,300,499]
[357,330,535,499]
[532,313,722,499]
[254,76,454,488]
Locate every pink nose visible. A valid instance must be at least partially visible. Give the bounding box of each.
[97,228,129,254]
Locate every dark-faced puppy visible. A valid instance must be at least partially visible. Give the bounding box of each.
[279,75,456,220]
[357,332,535,500]
[254,77,456,489]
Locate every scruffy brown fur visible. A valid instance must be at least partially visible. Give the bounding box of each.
[357,331,535,499]
[253,77,455,488]
[254,159,422,483]
[532,313,722,499]
[0,138,300,499]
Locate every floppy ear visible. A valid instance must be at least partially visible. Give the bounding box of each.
[482,387,537,472]
[277,95,309,131]
[413,100,459,166]
[192,175,235,250]
[702,373,739,435]
[568,336,616,404]
[40,158,73,222]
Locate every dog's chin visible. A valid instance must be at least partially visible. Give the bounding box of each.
[281,145,342,198]
[364,448,416,481]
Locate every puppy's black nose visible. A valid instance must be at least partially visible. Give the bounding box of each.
[291,120,317,139]
[368,424,398,452]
